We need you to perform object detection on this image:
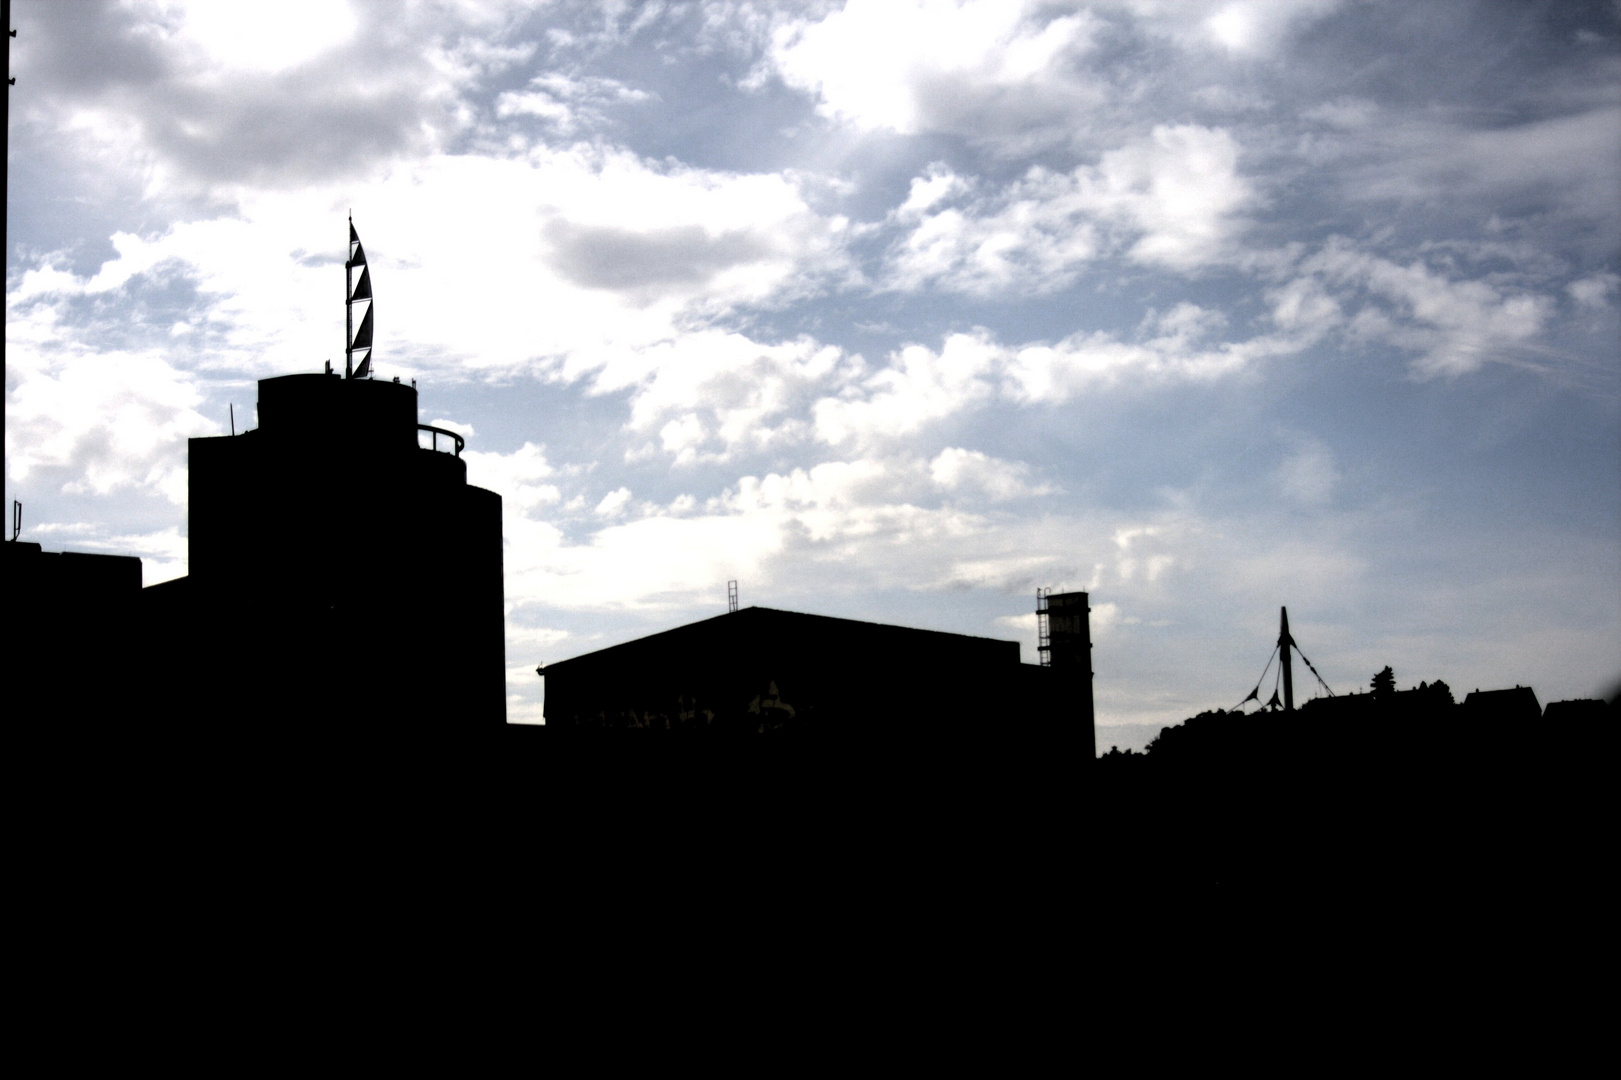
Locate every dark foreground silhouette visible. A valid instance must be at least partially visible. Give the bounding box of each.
[1091,676,1615,913]
[8,365,1611,949]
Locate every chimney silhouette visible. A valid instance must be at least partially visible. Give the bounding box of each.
[1041,591,1095,758]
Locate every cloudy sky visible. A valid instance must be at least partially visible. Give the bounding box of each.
[7,0,1618,743]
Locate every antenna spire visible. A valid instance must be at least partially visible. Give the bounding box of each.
[345,215,372,379]
[1279,606,1295,712]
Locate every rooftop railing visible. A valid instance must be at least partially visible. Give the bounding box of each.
[417,423,465,458]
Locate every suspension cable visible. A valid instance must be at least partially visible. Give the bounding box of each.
[1294,645,1336,697]
[1233,643,1279,711]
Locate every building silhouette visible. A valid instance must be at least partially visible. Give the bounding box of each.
[1460,686,1542,727]
[1038,590,1095,756]
[539,597,1095,748]
[146,372,505,730]
[6,538,144,722]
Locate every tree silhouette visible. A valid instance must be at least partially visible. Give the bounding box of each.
[1371,666,1395,699]
[1415,679,1455,707]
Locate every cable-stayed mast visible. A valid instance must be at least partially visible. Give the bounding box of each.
[1235,606,1336,712]
[345,215,373,379]
[1279,606,1295,711]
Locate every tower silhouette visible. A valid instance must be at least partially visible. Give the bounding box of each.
[1038,590,1096,757]
[172,373,505,731]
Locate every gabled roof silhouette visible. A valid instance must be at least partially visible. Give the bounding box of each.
[537,605,1060,733]
[1462,685,1542,722]
[542,605,1019,672]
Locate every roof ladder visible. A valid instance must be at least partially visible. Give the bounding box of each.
[1036,587,1052,667]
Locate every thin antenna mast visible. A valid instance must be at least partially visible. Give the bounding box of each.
[345,214,353,379]
[345,216,373,379]
[1279,606,1295,712]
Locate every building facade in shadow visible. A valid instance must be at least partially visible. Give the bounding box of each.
[6,539,144,724]
[538,598,1094,751]
[149,372,505,731]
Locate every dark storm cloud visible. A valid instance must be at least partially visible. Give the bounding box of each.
[10,1,173,92]
[140,80,437,188]
[546,221,773,292]
[8,1,466,189]
[1346,108,1621,244]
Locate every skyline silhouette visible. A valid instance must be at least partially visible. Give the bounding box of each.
[10,482,1610,749]
[5,3,1617,738]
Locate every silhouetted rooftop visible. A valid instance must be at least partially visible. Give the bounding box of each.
[1462,686,1542,721]
[544,605,1021,673]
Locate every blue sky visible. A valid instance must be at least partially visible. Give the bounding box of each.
[6,1,1618,743]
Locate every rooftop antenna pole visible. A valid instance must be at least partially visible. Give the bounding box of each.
[727,580,739,613]
[344,215,372,379]
[7,2,17,439]
[11,500,19,542]
[344,213,353,379]
[1279,606,1295,713]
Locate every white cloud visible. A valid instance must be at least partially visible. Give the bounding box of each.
[814,333,1001,445]
[1118,0,1342,59]
[1200,0,1341,56]
[1568,273,1620,309]
[814,316,1292,445]
[17,522,191,585]
[504,502,787,616]
[1004,319,1284,404]
[617,331,848,462]
[4,344,218,506]
[929,447,1053,500]
[767,0,1101,149]
[462,441,560,515]
[995,611,1037,632]
[659,414,707,463]
[887,125,1253,291]
[1265,273,1345,339]
[887,166,1101,293]
[491,450,1048,621]
[427,417,475,438]
[1295,239,1554,376]
[1112,525,1176,584]
[1093,125,1253,270]
[1089,601,1123,636]
[495,73,653,134]
[896,164,973,221]
[6,144,854,389]
[176,0,360,74]
[594,486,633,517]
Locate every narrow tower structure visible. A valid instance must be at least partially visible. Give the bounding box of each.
[345,216,373,379]
[167,221,504,731]
[1279,606,1295,713]
[1039,590,1096,757]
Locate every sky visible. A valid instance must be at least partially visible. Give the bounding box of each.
[6,0,1618,746]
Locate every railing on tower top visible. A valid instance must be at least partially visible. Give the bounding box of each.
[417,423,465,458]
